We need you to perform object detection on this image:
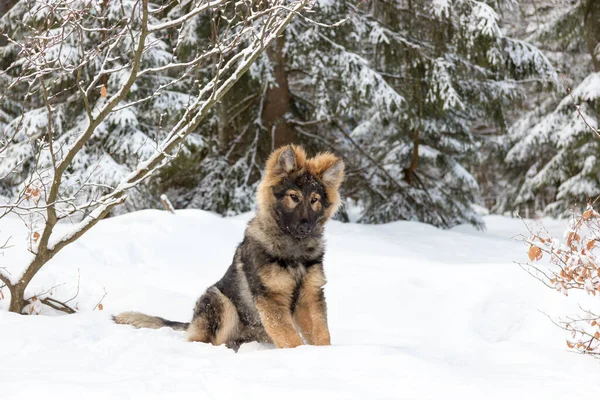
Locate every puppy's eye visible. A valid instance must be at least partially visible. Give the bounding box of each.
[290,194,300,203]
[310,197,319,204]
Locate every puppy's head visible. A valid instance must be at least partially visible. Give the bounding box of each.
[257,145,344,239]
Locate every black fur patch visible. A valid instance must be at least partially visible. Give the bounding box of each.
[290,281,302,313]
[160,318,190,330]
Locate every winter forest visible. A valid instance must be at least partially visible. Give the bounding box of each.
[4,0,600,228]
[2,0,600,398]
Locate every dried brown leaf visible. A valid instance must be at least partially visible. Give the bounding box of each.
[567,232,581,247]
[528,245,542,262]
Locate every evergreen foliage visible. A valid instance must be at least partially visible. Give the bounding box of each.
[0,0,558,227]
[500,0,600,216]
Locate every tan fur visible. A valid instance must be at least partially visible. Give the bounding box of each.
[302,265,327,290]
[283,189,302,209]
[294,267,331,346]
[307,153,344,219]
[310,192,322,212]
[256,296,304,348]
[186,317,211,343]
[256,263,307,348]
[235,260,255,310]
[186,287,239,345]
[259,263,296,297]
[113,311,168,329]
[213,289,239,345]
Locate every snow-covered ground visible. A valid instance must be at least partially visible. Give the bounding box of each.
[1,210,600,399]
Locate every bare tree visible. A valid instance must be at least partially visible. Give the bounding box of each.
[0,0,313,313]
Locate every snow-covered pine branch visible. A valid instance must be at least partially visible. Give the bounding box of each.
[499,0,600,217]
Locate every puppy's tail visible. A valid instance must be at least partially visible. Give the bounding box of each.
[113,311,189,331]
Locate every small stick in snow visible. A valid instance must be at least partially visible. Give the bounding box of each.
[93,287,107,311]
[40,297,77,314]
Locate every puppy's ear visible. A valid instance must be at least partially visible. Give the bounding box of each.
[277,146,297,174]
[321,159,344,188]
[309,153,345,189]
[307,153,344,219]
[267,145,306,178]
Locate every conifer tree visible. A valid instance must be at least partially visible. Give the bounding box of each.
[1,0,555,227]
[501,0,600,216]
[171,0,554,227]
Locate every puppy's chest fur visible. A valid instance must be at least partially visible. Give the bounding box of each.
[244,238,324,302]
[216,229,324,327]
[281,261,308,283]
[259,257,312,307]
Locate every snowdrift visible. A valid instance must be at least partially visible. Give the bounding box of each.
[1,211,600,399]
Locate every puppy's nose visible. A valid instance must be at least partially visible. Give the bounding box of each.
[298,221,313,235]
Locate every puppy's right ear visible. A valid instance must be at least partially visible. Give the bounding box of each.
[257,145,307,211]
[277,147,297,174]
[266,145,306,178]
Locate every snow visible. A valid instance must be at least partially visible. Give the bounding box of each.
[430,0,450,18]
[467,1,501,39]
[558,72,600,105]
[503,38,557,81]
[427,58,464,111]
[1,210,600,399]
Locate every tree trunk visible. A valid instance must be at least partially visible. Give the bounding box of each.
[262,35,294,149]
[6,247,54,313]
[404,128,419,184]
[0,0,17,18]
[0,0,18,46]
[584,0,600,72]
[8,283,26,313]
[217,100,232,152]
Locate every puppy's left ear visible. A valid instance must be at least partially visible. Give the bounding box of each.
[321,158,345,189]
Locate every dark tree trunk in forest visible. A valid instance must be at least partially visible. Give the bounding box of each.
[404,128,419,184]
[213,48,233,152]
[584,0,600,71]
[0,0,17,46]
[0,0,16,17]
[263,35,295,149]
[217,101,232,152]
